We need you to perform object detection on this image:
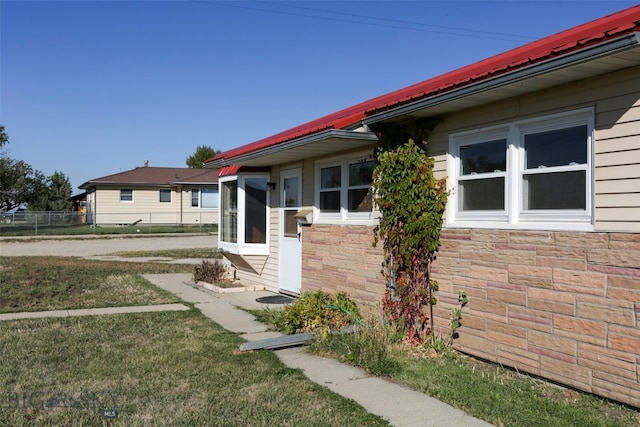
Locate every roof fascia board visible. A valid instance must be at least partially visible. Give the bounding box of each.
[209,129,378,167]
[363,33,640,124]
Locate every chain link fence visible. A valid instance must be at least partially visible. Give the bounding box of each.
[0,211,217,235]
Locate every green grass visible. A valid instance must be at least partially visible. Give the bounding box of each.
[256,309,640,427]
[390,350,639,427]
[0,257,190,313]
[0,224,217,237]
[0,311,388,426]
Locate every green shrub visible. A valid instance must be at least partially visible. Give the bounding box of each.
[282,290,361,337]
[192,260,228,284]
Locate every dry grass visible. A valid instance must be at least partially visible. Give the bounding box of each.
[0,311,388,426]
[0,257,187,313]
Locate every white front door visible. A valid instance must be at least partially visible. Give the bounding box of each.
[279,168,302,294]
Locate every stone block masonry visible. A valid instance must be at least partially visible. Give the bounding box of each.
[434,229,640,408]
[301,224,640,408]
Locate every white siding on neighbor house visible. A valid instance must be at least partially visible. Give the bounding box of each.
[426,64,640,232]
[92,186,218,225]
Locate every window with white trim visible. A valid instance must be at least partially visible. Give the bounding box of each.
[315,152,375,223]
[159,189,172,203]
[219,175,269,255]
[120,189,133,203]
[191,187,219,208]
[448,109,593,230]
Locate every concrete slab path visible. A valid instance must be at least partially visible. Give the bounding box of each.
[0,303,189,321]
[144,273,495,427]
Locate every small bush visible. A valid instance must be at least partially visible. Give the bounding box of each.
[192,260,228,284]
[282,290,361,337]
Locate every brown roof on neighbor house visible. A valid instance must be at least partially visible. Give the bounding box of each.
[79,166,218,189]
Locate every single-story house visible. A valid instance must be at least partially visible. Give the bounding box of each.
[205,5,640,407]
[79,165,219,226]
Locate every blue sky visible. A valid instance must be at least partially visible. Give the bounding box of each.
[1,1,637,193]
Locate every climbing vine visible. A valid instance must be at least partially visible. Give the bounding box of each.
[371,119,449,345]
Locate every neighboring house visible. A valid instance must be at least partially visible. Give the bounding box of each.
[79,165,219,226]
[205,6,640,407]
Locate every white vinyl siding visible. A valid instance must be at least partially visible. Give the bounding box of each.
[91,186,219,225]
[593,79,640,232]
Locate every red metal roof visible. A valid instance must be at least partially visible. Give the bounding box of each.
[209,4,640,164]
[218,165,271,177]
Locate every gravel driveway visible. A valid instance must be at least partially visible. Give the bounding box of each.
[0,234,217,257]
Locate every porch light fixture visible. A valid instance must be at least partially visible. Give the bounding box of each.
[267,181,276,190]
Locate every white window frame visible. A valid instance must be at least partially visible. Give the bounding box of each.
[159,189,172,204]
[447,108,594,231]
[218,174,270,255]
[314,151,375,225]
[120,188,134,203]
[191,187,219,209]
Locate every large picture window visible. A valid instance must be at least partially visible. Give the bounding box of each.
[316,152,374,223]
[448,109,593,230]
[219,175,269,255]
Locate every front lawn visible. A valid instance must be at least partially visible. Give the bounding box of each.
[0,311,387,426]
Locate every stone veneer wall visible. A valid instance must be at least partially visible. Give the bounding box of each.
[302,224,386,308]
[434,228,640,408]
[302,224,640,408]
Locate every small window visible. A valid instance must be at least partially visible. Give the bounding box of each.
[120,189,133,202]
[522,125,587,211]
[348,160,375,212]
[320,165,341,213]
[221,181,238,244]
[159,189,171,203]
[458,139,507,211]
[191,189,200,207]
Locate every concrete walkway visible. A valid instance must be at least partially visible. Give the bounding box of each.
[144,273,495,427]
[0,303,189,321]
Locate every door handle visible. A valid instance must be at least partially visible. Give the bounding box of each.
[298,232,301,242]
